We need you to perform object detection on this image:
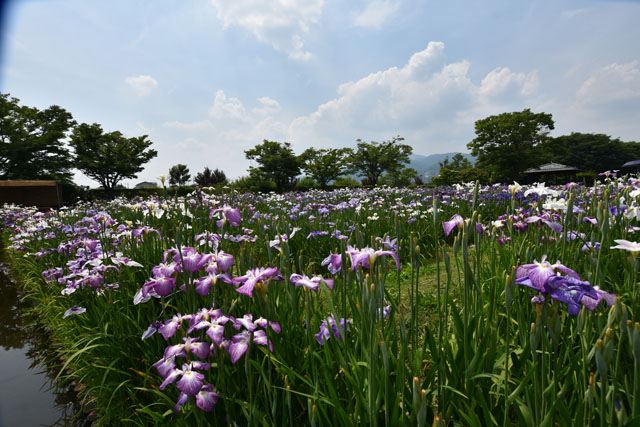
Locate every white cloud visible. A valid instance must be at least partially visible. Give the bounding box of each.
[576,61,640,105]
[288,41,538,153]
[253,96,281,115]
[353,1,400,29]
[124,74,158,96]
[209,90,247,120]
[210,0,324,61]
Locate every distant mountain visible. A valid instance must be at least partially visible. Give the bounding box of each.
[409,153,475,181]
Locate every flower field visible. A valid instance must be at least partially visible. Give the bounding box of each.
[2,176,640,426]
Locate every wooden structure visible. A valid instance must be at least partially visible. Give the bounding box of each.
[523,162,580,184]
[0,180,62,208]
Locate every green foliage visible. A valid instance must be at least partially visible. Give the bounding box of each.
[168,164,191,187]
[70,123,157,191]
[540,132,640,173]
[0,92,76,182]
[300,147,351,189]
[194,167,226,187]
[431,154,488,185]
[332,176,360,188]
[245,140,302,192]
[295,175,318,190]
[468,109,554,182]
[349,136,413,186]
[379,167,419,187]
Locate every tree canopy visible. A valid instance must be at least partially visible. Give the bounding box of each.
[467,109,554,182]
[195,167,226,187]
[540,133,640,174]
[300,147,351,189]
[349,136,412,186]
[245,140,302,192]
[70,123,157,191]
[0,93,76,181]
[169,164,191,186]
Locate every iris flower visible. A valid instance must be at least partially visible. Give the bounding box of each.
[321,253,342,274]
[289,273,334,292]
[516,255,579,291]
[232,267,283,298]
[346,245,401,272]
[442,214,463,237]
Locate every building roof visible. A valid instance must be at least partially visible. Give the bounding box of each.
[134,181,158,189]
[524,162,579,174]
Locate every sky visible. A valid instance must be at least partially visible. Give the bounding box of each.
[1,0,639,188]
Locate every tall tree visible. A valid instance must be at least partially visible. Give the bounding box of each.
[467,109,554,182]
[70,123,157,191]
[300,147,351,189]
[245,140,302,192]
[540,133,640,173]
[195,167,226,187]
[169,164,191,186]
[0,93,76,181]
[349,136,412,186]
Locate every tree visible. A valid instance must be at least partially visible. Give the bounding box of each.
[195,167,226,187]
[300,147,351,189]
[245,140,302,192]
[0,93,76,181]
[70,123,157,191]
[439,153,472,170]
[467,109,554,182]
[349,136,412,186]
[379,167,419,187]
[539,133,640,174]
[169,164,191,186]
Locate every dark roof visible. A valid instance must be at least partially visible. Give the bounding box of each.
[524,162,579,174]
[134,181,158,189]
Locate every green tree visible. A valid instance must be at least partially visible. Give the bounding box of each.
[539,133,640,174]
[169,164,191,187]
[379,167,420,187]
[467,109,554,182]
[349,136,412,186]
[70,123,157,191]
[0,93,76,181]
[195,167,226,187]
[245,140,302,192]
[300,147,351,189]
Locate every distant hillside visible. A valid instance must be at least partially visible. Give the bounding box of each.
[409,153,475,181]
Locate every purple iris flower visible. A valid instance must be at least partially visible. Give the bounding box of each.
[442,214,463,237]
[515,255,579,291]
[63,306,86,318]
[180,247,211,273]
[516,275,613,316]
[346,245,401,272]
[189,315,230,348]
[164,337,211,360]
[227,329,273,364]
[195,384,218,412]
[289,274,334,292]
[194,266,232,297]
[321,253,342,274]
[159,362,207,396]
[232,267,283,298]
[210,205,242,228]
[142,276,177,297]
[315,315,349,345]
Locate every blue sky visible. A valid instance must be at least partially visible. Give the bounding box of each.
[1,0,639,187]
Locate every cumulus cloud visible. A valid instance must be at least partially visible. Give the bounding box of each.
[210,0,324,60]
[353,1,400,29]
[288,41,538,153]
[160,91,288,179]
[124,74,158,96]
[577,61,640,105]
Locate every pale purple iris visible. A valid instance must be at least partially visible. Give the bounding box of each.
[63,306,86,318]
[289,274,334,292]
[210,205,242,228]
[232,267,283,298]
[515,255,579,291]
[346,245,401,272]
[227,329,273,364]
[142,276,176,297]
[180,247,211,273]
[315,316,349,345]
[442,214,463,237]
[159,362,207,396]
[321,253,342,274]
[194,266,232,297]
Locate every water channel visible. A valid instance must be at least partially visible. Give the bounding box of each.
[0,262,79,426]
